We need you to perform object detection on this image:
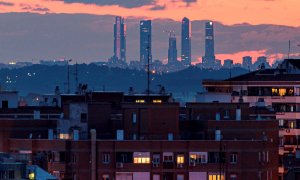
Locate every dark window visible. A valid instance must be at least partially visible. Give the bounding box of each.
[81,113,87,123]
[8,170,14,179]
[2,100,8,109]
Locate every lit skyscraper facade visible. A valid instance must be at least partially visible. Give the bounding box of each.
[114,16,126,61]
[140,20,152,65]
[168,35,178,65]
[181,17,191,66]
[203,21,216,67]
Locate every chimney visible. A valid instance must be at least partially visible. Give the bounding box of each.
[90,129,96,180]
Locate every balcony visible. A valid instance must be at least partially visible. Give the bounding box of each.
[48,161,66,172]
[276,112,300,120]
[279,128,300,136]
[0,113,61,120]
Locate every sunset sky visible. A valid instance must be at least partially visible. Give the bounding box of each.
[0,0,299,64]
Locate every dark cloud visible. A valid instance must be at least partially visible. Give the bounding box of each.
[63,0,155,8]
[0,13,299,63]
[0,1,14,6]
[149,4,166,11]
[20,4,50,12]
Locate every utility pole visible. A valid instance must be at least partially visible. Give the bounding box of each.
[147,35,151,97]
[67,59,72,94]
[74,62,78,93]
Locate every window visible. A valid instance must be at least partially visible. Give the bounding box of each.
[133,152,150,164]
[0,171,5,179]
[80,113,87,123]
[230,174,237,180]
[189,152,207,164]
[163,152,174,162]
[224,110,230,119]
[177,154,184,164]
[102,174,110,180]
[208,174,225,180]
[278,119,284,127]
[8,170,14,179]
[288,121,296,129]
[132,133,137,140]
[153,99,162,103]
[230,153,237,164]
[103,153,110,164]
[72,153,77,163]
[153,154,160,164]
[132,113,137,124]
[2,100,8,109]
[135,99,145,103]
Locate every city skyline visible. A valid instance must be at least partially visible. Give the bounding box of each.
[0,1,299,64]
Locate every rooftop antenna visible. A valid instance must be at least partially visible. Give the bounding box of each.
[147,34,151,97]
[74,62,78,93]
[288,40,291,59]
[67,59,72,94]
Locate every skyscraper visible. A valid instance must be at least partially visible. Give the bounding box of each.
[168,35,178,65]
[242,56,252,70]
[181,17,191,66]
[140,20,152,66]
[114,16,126,62]
[203,21,215,67]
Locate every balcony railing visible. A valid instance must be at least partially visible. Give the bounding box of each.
[0,113,61,120]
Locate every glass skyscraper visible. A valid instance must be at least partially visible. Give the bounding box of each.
[168,35,178,65]
[114,16,126,62]
[181,17,191,66]
[203,21,215,66]
[140,20,152,66]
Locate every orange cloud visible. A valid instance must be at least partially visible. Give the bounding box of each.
[0,0,299,27]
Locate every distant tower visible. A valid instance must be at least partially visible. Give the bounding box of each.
[203,21,215,67]
[140,20,152,66]
[242,56,252,70]
[181,17,191,66]
[114,16,126,61]
[168,33,178,65]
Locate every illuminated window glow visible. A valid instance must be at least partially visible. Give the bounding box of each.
[135,99,145,103]
[153,99,162,103]
[133,152,150,164]
[59,134,70,140]
[208,175,225,180]
[177,155,184,164]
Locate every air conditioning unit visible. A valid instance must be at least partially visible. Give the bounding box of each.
[153,163,159,168]
[116,162,123,168]
[177,164,183,168]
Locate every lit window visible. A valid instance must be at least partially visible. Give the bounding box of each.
[289,121,296,129]
[153,99,162,103]
[279,89,287,96]
[135,99,145,103]
[177,154,184,164]
[208,174,225,180]
[59,133,70,140]
[133,152,150,164]
[189,152,207,164]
